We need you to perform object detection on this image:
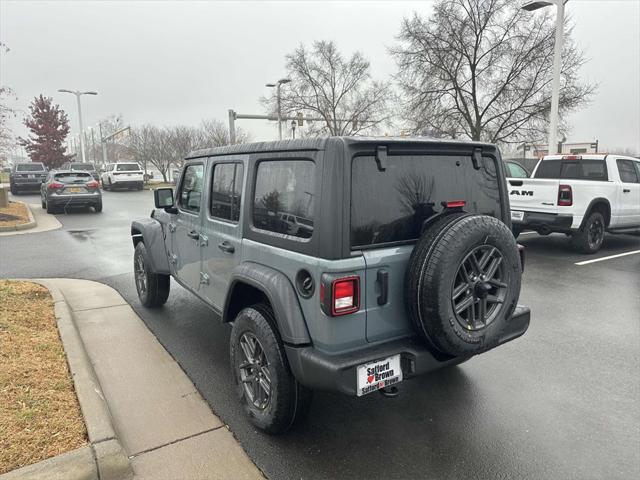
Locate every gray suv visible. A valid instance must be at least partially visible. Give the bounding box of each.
[131,137,530,433]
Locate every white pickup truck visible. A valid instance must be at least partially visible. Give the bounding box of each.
[508,154,640,253]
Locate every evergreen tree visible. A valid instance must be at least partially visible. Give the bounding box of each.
[19,95,72,168]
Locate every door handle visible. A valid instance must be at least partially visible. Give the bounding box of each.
[376,269,389,306]
[623,189,631,193]
[218,241,235,254]
[187,230,200,240]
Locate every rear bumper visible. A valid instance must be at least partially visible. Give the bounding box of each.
[11,180,44,190]
[111,180,143,188]
[285,305,531,396]
[49,193,101,207]
[514,211,574,233]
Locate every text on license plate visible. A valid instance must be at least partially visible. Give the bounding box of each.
[357,354,403,397]
[67,187,82,193]
[511,210,524,221]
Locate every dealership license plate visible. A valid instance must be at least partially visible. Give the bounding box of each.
[356,354,403,397]
[511,210,524,221]
[67,187,82,193]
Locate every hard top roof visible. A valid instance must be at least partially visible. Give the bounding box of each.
[186,136,495,160]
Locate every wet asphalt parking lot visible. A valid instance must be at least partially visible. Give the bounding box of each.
[1,189,638,480]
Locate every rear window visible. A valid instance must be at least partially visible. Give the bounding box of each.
[54,172,92,183]
[252,160,315,239]
[116,164,141,172]
[534,159,608,181]
[69,163,96,171]
[16,164,45,172]
[351,154,501,248]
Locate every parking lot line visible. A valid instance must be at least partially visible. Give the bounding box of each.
[575,249,640,266]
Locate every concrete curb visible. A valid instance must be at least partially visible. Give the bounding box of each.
[0,281,133,480]
[0,201,37,232]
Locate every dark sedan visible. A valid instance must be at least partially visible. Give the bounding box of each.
[40,170,103,213]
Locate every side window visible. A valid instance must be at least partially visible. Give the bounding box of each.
[507,162,528,178]
[178,164,204,213]
[617,159,639,183]
[210,162,244,222]
[252,160,315,239]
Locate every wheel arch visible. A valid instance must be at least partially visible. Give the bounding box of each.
[581,198,611,228]
[223,262,311,345]
[130,218,170,274]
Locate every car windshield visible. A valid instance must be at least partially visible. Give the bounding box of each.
[16,164,45,172]
[70,163,96,171]
[54,172,92,183]
[116,164,140,171]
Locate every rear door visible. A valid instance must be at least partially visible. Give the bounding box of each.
[350,150,504,343]
[199,158,246,310]
[615,158,640,226]
[171,162,205,291]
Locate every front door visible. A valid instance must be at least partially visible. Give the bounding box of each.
[200,160,245,310]
[172,162,205,292]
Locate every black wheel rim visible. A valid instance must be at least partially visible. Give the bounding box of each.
[238,332,271,410]
[451,245,508,331]
[135,254,147,295]
[587,217,604,250]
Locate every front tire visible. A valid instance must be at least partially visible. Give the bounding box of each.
[230,305,312,434]
[134,242,170,307]
[571,211,605,254]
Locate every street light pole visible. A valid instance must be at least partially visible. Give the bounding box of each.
[522,0,566,155]
[58,89,98,162]
[266,78,291,140]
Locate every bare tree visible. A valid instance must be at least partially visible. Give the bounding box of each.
[130,125,172,182]
[0,43,17,159]
[199,119,250,147]
[392,0,595,144]
[263,40,393,136]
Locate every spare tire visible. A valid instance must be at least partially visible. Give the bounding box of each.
[405,213,521,357]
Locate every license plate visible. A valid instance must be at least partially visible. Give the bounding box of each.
[357,354,403,397]
[511,210,524,221]
[28,174,34,178]
[67,187,82,193]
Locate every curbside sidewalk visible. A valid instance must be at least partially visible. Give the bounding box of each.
[0,202,62,236]
[9,278,263,480]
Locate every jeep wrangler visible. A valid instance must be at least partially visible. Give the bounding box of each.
[131,137,530,434]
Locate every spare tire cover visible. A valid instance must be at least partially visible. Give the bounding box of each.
[405,213,521,356]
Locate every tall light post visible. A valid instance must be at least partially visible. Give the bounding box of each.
[58,89,97,162]
[522,0,567,155]
[266,78,291,140]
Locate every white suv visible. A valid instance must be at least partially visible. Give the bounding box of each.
[101,162,144,191]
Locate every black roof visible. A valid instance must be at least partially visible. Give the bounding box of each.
[186,136,495,160]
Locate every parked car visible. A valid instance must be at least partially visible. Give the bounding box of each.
[508,154,640,252]
[101,162,144,190]
[505,160,530,178]
[61,162,100,181]
[131,137,530,433]
[9,162,48,194]
[40,170,102,213]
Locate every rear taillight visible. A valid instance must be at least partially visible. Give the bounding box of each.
[562,155,581,160]
[48,182,64,189]
[320,275,360,316]
[558,184,572,206]
[445,200,466,208]
[86,180,99,188]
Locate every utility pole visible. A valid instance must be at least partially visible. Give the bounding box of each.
[99,123,107,167]
[58,89,98,162]
[265,78,291,140]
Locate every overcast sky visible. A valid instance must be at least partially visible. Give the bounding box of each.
[1,0,639,153]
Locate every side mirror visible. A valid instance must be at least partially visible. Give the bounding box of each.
[154,188,176,212]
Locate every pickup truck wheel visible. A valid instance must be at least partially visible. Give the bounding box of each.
[571,211,605,254]
[134,242,170,307]
[405,213,521,357]
[230,305,313,434]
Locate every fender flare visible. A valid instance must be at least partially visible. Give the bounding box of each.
[580,197,611,229]
[223,262,311,345]
[131,218,170,274]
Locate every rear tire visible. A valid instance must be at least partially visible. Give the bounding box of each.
[46,200,55,214]
[10,184,17,195]
[571,211,605,254]
[134,242,170,307]
[41,197,46,209]
[94,201,103,213]
[230,304,312,434]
